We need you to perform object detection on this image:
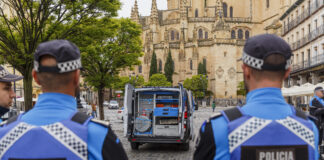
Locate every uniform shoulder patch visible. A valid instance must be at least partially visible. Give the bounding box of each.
[91,119,110,127]
[207,112,222,123]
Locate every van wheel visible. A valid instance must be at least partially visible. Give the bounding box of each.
[131,142,139,150]
[182,142,190,151]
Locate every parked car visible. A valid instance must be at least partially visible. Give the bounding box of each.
[108,100,119,109]
[103,101,109,107]
[117,107,124,120]
[78,101,91,115]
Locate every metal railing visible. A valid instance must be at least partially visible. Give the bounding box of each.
[291,54,324,72]
[282,0,323,35]
[290,24,324,50]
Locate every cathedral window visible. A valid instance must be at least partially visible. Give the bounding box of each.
[139,65,142,73]
[199,29,203,39]
[224,52,227,57]
[238,29,243,39]
[231,30,236,39]
[171,30,175,41]
[230,7,233,18]
[176,32,180,40]
[159,59,162,72]
[223,3,228,18]
[245,31,250,39]
[190,59,193,70]
[205,32,208,39]
[266,0,270,8]
[195,9,199,17]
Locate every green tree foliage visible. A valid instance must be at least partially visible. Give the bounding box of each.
[198,59,207,75]
[145,74,171,87]
[149,51,157,77]
[164,50,174,83]
[75,18,143,120]
[183,74,208,98]
[113,75,144,93]
[0,0,120,111]
[237,81,247,96]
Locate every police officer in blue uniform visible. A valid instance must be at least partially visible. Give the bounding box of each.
[0,40,128,160]
[310,87,324,109]
[0,66,23,121]
[194,34,319,160]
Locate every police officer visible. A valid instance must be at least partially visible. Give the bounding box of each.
[194,34,319,160]
[0,40,128,160]
[310,86,324,108]
[0,66,23,121]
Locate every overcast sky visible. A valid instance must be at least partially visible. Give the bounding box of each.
[118,0,168,18]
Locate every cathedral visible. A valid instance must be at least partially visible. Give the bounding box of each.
[125,0,293,98]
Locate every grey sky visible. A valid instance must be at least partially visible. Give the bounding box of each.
[118,0,167,18]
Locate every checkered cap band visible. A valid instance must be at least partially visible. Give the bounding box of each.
[42,122,87,160]
[0,122,35,157]
[228,117,272,153]
[34,58,82,73]
[0,69,9,78]
[242,52,291,70]
[276,117,315,149]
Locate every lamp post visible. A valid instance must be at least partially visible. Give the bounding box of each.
[129,72,138,87]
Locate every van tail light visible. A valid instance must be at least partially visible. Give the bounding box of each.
[118,110,122,113]
[184,111,188,119]
[184,124,186,129]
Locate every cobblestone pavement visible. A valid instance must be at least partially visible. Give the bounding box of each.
[104,107,228,160]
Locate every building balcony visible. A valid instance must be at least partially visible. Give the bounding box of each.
[224,17,252,23]
[282,0,323,35]
[290,24,324,50]
[188,17,215,23]
[291,54,324,73]
[162,19,180,25]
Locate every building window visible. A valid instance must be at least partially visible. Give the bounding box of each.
[231,30,236,39]
[266,0,269,8]
[245,30,250,39]
[198,29,203,39]
[139,65,142,73]
[308,24,311,33]
[171,30,175,41]
[190,59,193,70]
[223,3,228,18]
[315,19,318,28]
[205,32,208,39]
[238,29,243,39]
[224,52,227,57]
[159,59,162,72]
[195,9,198,17]
[230,7,233,18]
[176,32,180,40]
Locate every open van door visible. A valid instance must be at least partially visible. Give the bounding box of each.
[187,90,194,140]
[179,83,185,139]
[124,84,134,137]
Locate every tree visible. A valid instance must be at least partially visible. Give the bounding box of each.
[0,0,120,110]
[145,74,171,87]
[237,81,247,96]
[76,18,143,120]
[164,50,174,83]
[113,75,144,94]
[198,63,204,75]
[149,51,157,77]
[183,74,208,98]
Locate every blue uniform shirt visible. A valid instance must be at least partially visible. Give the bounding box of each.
[21,93,109,160]
[208,88,319,160]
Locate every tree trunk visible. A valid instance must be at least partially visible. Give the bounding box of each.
[23,70,33,111]
[98,87,105,120]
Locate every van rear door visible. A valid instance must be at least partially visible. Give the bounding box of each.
[187,90,194,140]
[124,84,134,137]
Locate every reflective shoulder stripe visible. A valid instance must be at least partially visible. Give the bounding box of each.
[0,122,35,157]
[91,119,110,127]
[207,112,222,123]
[276,117,315,149]
[42,122,87,160]
[228,117,272,153]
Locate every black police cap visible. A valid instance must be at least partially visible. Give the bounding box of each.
[0,66,23,83]
[314,86,323,91]
[241,34,292,71]
[34,40,82,73]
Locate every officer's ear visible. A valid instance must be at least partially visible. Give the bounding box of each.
[73,69,80,86]
[242,64,251,80]
[32,69,41,85]
[283,67,291,80]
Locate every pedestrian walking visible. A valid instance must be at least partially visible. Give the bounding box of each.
[0,40,128,159]
[212,101,216,112]
[194,34,319,160]
[91,103,97,118]
[0,66,23,122]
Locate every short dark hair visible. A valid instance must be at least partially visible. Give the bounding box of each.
[250,54,287,81]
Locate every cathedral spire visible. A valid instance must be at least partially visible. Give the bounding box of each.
[131,0,140,24]
[180,0,187,20]
[150,0,158,24]
[215,0,224,20]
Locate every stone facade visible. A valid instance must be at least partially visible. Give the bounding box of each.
[123,0,296,98]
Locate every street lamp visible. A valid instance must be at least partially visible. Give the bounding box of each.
[129,72,138,87]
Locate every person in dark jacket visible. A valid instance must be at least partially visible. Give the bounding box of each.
[310,86,324,108]
[0,66,23,122]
